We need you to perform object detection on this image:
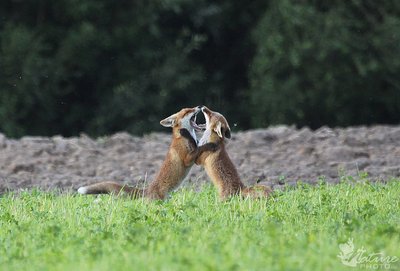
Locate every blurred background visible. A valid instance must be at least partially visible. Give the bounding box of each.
[0,0,399,138]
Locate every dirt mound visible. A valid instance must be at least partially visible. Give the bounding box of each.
[1,125,399,193]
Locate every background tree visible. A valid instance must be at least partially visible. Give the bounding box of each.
[249,0,400,128]
[0,0,399,137]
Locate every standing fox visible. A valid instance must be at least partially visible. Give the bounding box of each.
[78,106,215,200]
[196,106,272,200]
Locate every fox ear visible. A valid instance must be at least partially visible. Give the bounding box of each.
[160,114,177,127]
[214,122,223,138]
[225,128,231,139]
[214,122,231,139]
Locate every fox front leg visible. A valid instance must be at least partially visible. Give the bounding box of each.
[180,128,218,166]
[182,142,218,166]
[179,128,199,166]
[179,128,197,148]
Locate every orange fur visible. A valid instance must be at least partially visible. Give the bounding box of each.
[78,106,214,200]
[196,106,272,200]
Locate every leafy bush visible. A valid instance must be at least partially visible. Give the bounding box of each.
[249,0,400,128]
[0,0,265,137]
[0,0,399,137]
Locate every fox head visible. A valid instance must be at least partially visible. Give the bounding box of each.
[160,106,203,142]
[198,106,231,145]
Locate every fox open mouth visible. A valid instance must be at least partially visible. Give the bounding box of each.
[191,111,206,132]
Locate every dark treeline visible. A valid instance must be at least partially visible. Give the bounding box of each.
[1,0,399,137]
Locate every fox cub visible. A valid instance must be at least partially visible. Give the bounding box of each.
[196,106,272,200]
[78,106,215,200]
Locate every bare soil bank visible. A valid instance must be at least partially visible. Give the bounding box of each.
[1,125,399,193]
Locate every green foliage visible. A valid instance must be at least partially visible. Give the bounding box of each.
[0,0,264,137]
[0,181,399,270]
[249,0,400,128]
[0,0,399,137]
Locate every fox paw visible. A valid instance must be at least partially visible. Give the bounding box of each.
[202,142,219,152]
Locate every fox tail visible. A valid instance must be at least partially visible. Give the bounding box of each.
[77,181,145,198]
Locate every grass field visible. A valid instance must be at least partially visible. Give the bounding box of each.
[1,180,399,271]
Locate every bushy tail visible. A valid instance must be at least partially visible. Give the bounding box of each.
[77,181,145,198]
[241,184,273,199]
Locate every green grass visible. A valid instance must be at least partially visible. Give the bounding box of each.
[1,180,399,271]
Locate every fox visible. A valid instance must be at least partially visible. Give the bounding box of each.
[78,106,215,200]
[196,106,272,200]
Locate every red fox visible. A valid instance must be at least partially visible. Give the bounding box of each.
[78,106,215,200]
[196,106,272,200]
